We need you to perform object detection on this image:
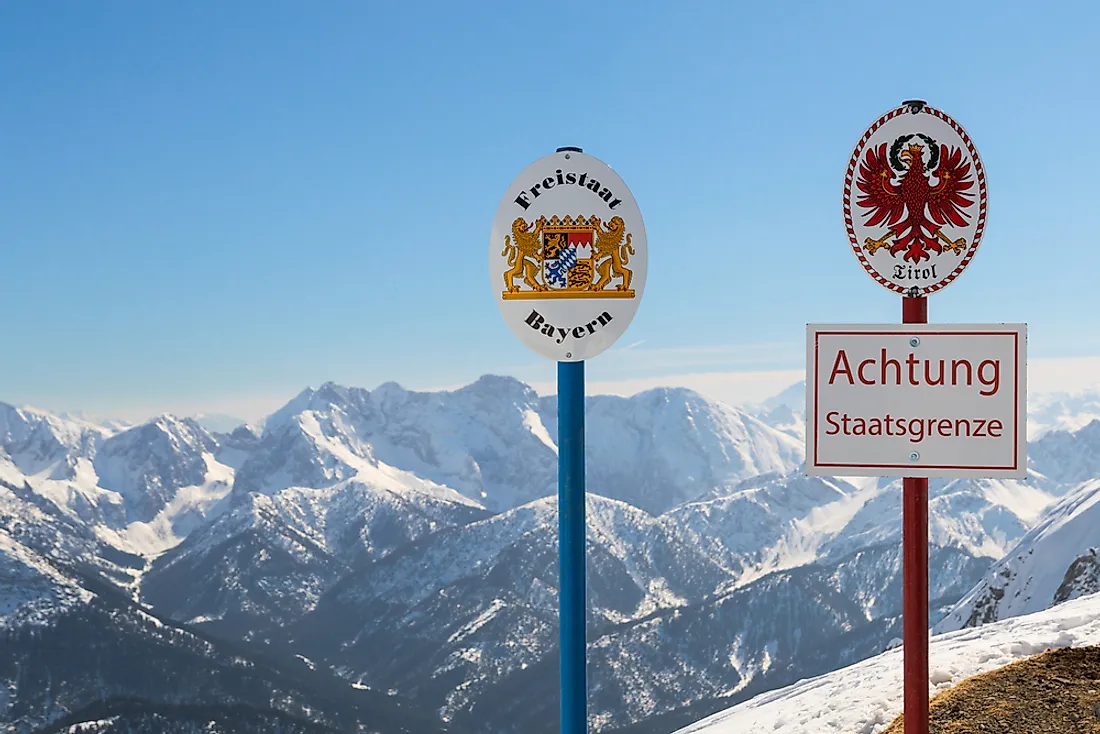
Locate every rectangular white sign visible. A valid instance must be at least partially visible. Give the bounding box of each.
[806,323,1027,479]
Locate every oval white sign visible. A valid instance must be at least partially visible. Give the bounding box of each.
[490,149,647,362]
[843,102,988,296]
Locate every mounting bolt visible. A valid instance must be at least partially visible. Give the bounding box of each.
[910,451,920,461]
[910,337,920,347]
[557,146,582,160]
[565,352,572,359]
[903,99,926,113]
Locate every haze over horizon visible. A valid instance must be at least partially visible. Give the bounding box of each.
[15,353,1100,428]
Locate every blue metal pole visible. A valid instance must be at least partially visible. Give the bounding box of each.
[558,358,587,734]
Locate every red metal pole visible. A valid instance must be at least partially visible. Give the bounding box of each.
[902,294,929,734]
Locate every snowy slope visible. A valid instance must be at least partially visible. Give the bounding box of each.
[661,469,1055,597]
[0,475,146,592]
[0,527,93,628]
[934,478,1100,633]
[141,475,491,636]
[5,376,1100,734]
[0,403,108,474]
[747,382,806,441]
[817,474,1058,564]
[0,404,243,558]
[242,378,803,515]
[244,377,558,510]
[664,473,857,581]
[93,416,238,554]
[540,387,805,514]
[676,590,1100,734]
[282,494,738,724]
[1027,419,1100,485]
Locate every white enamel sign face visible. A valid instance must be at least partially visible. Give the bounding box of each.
[843,103,988,296]
[806,324,1026,479]
[490,149,647,362]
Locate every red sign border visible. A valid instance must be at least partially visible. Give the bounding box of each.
[842,104,989,297]
[811,329,1021,472]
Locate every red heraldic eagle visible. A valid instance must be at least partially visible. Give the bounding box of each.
[855,136,975,263]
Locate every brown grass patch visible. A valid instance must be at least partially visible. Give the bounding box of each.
[880,646,1100,733]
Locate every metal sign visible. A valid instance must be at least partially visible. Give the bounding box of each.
[806,323,1026,478]
[843,101,988,297]
[490,148,647,362]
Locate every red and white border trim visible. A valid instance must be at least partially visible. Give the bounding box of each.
[842,103,988,296]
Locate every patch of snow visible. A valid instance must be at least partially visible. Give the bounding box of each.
[676,590,1100,734]
[100,452,236,556]
[935,478,1100,633]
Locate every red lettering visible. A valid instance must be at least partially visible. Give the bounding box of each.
[829,350,854,385]
[880,348,902,385]
[857,359,875,385]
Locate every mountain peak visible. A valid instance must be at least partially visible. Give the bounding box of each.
[460,374,540,402]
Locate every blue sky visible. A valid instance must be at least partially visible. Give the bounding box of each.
[3,0,1098,422]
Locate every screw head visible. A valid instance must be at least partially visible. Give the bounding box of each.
[910,337,920,347]
[909,451,920,461]
[565,352,572,359]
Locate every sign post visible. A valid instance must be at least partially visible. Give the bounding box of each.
[558,357,586,733]
[825,99,1018,734]
[901,295,930,734]
[491,146,647,734]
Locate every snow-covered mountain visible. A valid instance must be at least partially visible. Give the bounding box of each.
[141,476,490,638]
[0,526,93,629]
[933,478,1100,634]
[276,493,993,733]
[0,404,240,559]
[757,381,805,414]
[663,473,856,580]
[747,381,805,442]
[280,493,738,719]
[0,592,449,734]
[815,474,1059,564]
[240,377,558,511]
[675,589,1100,734]
[1028,389,1100,439]
[1027,419,1100,485]
[541,387,805,514]
[236,378,803,516]
[5,376,1100,734]
[0,403,107,474]
[0,485,448,733]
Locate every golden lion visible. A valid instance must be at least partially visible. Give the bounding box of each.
[501,216,547,293]
[590,216,634,291]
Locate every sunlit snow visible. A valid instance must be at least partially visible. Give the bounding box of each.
[677,590,1100,734]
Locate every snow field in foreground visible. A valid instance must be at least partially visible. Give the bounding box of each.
[677,590,1100,734]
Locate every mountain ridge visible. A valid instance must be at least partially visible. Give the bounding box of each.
[2,376,1100,732]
